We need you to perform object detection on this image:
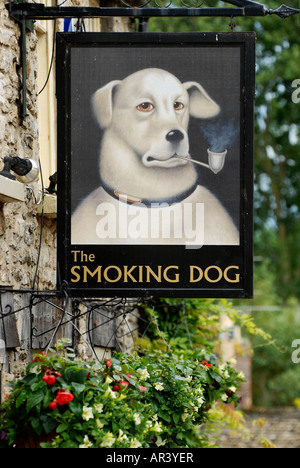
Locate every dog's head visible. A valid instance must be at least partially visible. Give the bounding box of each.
[93,68,220,169]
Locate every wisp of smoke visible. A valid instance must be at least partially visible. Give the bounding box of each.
[200,118,239,153]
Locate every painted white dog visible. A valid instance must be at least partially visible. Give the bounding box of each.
[71,68,239,246]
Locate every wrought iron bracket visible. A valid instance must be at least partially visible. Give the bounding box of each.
[6,0,300,21]
[6,0,299,122]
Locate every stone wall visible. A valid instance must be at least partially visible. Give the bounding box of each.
[0,0,137,401]
[0,0,58,398]
[0,0,54,290]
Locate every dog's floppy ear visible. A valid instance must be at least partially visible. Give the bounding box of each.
[183,82,220,119]
[92,80,121,129]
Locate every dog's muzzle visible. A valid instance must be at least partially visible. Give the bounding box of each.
[142,153,189,168]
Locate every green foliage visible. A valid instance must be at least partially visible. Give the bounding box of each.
[139,298,271,355]
[0,337,245,448]
[250,301,300,407]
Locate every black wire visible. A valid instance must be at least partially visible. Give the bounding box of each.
[45,288,70,352]
[32,158,45,290]
[38,19,57,96]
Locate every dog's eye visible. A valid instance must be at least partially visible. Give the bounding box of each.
[174,102,184,111]
[136,102,154,112]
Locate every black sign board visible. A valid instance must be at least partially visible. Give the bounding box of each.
[56,32,255,298]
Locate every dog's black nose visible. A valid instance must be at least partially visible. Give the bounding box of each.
[166,130,184,143]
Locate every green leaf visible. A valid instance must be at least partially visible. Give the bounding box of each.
[31,380,45,392]
[210,372,221,382]
[56,423,68,434]
[172,413,180,424]
[16,391,27,408]
[42,417,57,435]
[43,392,53,409]
[121,364,138,377]
[158,409,171,423]
[23,373,40,386]
[31,418,43,436]
[174,374,188,381]
[26,390,44,413]
[72,423,83,431]
[69,399,82,416]
[61,440,79,448]
[63,367,90,384]
[71,381,86,397]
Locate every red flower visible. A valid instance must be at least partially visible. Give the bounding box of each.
[113,380,129,391]
[49,400,57,410]
[106,359,112,368]
[42,369,61,385]
[140,385,146,393]
[56,389,74,406]
[31,352,47,363]
[201,360,212,368]
[43,373,56,385]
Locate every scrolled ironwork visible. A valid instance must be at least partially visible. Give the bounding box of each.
[177,0,206,8]
[117,0,152,8]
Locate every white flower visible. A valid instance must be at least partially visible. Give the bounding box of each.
[145,420,152,429]
[151,421,163,433]
[237,371,245,380]
[181,412,188,422]
[154,382,164,391]
[79,435,93,448]
[137,368,150,381]
[221,393,229,401]
[156,438,167,447]
[94,403,104,413]
[229,386,237,393]
[133,413,141,425]
[104,387,116,399]
[105,376,113,385]
[130,438,142,448]
[197,396,205,406]
[96,419,104,429]
[100,432,115,448]
[117,429,128,442]
[82,406,94,421]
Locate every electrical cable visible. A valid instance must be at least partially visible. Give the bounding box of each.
[38,19,57,96]
[31,157,45,291]
[45,288,69,352]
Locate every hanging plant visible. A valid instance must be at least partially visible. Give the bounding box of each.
[0,339,244,448]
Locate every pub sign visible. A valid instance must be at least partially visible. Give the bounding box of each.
[56,32,255,298]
